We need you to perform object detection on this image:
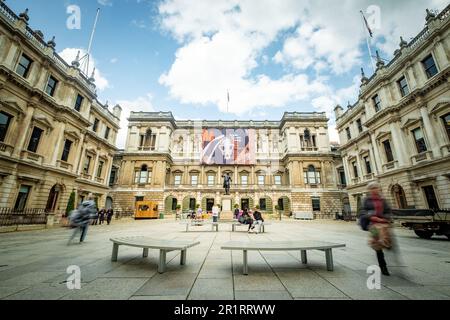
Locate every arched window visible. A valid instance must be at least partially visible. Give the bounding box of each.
[135,165,149,184]
[304,165,321,185]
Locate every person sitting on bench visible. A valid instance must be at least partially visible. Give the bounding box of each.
[238,209,254,232]
[250,206,264,234]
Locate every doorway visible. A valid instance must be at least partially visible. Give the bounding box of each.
[206,199,214,212]
[241,198,249,210]
[46,185,61,212]
[189,198,196,211]
[106,197,113,210]
[422,186,439,210]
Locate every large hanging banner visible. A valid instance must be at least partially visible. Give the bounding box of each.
[201,128,256,165]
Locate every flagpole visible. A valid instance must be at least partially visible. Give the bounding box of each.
[360,10,375,74]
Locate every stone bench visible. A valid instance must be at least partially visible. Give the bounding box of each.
[110,236,200,273]
[180,220,219,232]
[221,240,346,275]
[231,222,270,233]
[295,212,314,220]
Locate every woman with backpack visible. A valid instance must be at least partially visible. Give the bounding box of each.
[359,182,392,276]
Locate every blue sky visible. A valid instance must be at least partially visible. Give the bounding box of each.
[7,0,448,147]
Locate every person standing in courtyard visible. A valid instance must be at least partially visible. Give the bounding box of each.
[360,182,393,276]
[99,208,106,225]
[106,208,114,225]
[68,194,97,244]
[212,204,220,223]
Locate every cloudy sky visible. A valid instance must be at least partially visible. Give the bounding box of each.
[7,0,449,147]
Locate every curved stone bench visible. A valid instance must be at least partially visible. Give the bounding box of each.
[222,240,346,275]
[110,236,200,273]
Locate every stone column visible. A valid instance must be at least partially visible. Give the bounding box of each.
[234,166,238,186]
[250,166,255,185]
[320,160,327,186]
[218,166,222,187]
[405,64,418,91]
[51,121,66,165]
[434,40,450,68]
[370,133,382,175]
[92,149,100,182]
[342,156,351,187]
[389,121,409,167]
[299,161,304,187]
[73,133,86,174]
[420,106,441,158]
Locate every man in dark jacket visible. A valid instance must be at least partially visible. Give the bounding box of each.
[68,194,97,244]
[106,208,114,225]
[360,182,392,276]
[250,206,264,234]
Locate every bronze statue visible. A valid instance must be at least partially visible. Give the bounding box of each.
[222,173,232,195]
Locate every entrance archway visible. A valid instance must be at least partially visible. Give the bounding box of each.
[182,196,196,212]
[277,196,291,216]
[106,197,113,210]
[392,184,408,209]
[45,184,62,212]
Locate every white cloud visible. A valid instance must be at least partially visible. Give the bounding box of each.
[115,93,155,148]
[98,0,113,6]
[157,0,448,126]
[110,58,118,64]
[58,48,110,91]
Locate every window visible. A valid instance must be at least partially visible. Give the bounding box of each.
[135,196,144,204]
[174,175,182,186]
[258,175,265,186]
[442,113,450,142]
[372,94,382,112]
[352,161,359,178]
[274,175,282,185]
[93,118,99,132]
[27,127,43,153]
[83,156,92,174]
[412,127,427,153]
[422,54,438,79]
[191,175,198,186]
[14,185,31,211]
[207,175,215,186]
[304,165,321,184]
[383,140,394,162]
[346,127,351,140]
[398,76,409,97]
[45,75,58,97]
[364,156,372,174]
[339,170,347,186]
[241,175,248,186]
[74,94,84,112]
[356,119,363,133]
[97,161,104,178]
[16,54,33,78]
[61,139,73,162]
[135,165,149,184]
[109,169,116,187]
[104,127,110,140]
[0,111,13,142]
[259,198,267,211]
[312,197,321,212]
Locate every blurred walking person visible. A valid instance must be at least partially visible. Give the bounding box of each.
[360,182,393,276]
[106,208,114,225]
[99,208,106,225]
[212,204,220,223]
[68,194,97,244]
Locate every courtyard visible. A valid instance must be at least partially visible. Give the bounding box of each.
[0,219,449,300]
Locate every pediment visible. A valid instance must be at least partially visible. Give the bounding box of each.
[401,118,421,129]
[375,131,390,140]
[32,114,54,130]
[0,99,26,116]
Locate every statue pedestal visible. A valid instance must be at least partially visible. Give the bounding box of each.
[220,195,233,221]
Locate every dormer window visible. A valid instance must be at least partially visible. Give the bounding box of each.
[74,94,84,112]
[16,53,33,78]
[372,94,381,112]
[422,54,438,79]
[45,75,58,97]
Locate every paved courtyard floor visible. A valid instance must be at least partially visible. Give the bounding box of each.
[0,219,449,300]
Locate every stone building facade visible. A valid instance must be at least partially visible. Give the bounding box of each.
[0,3,121,215]
[111,112,346,218]
[335,6,450,212]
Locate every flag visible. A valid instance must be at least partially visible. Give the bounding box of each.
[361,11,373,38]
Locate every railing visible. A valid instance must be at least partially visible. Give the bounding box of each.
[0,141,14,154]
[0,1,19,23]
[114,209,135,220]
[0,208,49,227]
